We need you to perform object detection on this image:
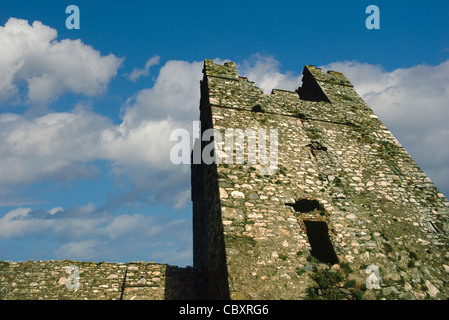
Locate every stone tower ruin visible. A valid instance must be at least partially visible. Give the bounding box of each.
[191,59,449,300]
[2,59,449,301]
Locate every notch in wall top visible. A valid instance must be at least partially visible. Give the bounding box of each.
[304,65,353,87]
[304,65,322,73]
[285,198,326,215]
[297,66,330,102]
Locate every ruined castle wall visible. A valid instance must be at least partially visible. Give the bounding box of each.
[0,260,165,300]
[0,260,205,300]
[195,60,449,300]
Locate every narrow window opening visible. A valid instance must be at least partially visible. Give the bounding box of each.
[251,104,264,113]
[306,141,327,157]
[306,141,327,152]
[296,112,308,120]
[285,198,325,215]
[304,221,339,264]
[427,220,440,233]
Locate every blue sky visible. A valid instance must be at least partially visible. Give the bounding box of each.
[0,0,448,266]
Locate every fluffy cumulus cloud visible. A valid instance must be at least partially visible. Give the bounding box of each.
[121,59,203,125]
[321,60,449,196]
[0,203,100,240]
[0,18,122,104]
[126,55,160,82]
[0,106,111,187]
[0,18,200,264]
[101,59,204,206]
[0,59,203,209]
[238,54,303,94]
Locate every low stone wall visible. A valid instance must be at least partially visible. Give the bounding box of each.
[0,260,204,300]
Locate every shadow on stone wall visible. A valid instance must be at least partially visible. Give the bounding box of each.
[164,266,206,300]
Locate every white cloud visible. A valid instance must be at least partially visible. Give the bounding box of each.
[173,189,191,209]
[0,187,39,206]
[0,203,104,240]
[150,246,192,267]
[0,19,203,207]
[53,239,99,261]
[98,59,204,206]
[238,54,302,94]
[101,118,181,170]
[2,207,31,221]
[0,18,123,104]
[121,60,203,125]
[103,214,162,240]
[0,106,111,186]
[127,55,160,82]
[0,207,41,238]
[0,58,203,208]
[0,204,191,264]
[49,207,63,215]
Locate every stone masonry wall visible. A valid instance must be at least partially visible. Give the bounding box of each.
[193,59,449,300]
[0,260,205,300]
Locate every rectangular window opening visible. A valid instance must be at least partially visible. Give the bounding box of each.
[304,220,339,265]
